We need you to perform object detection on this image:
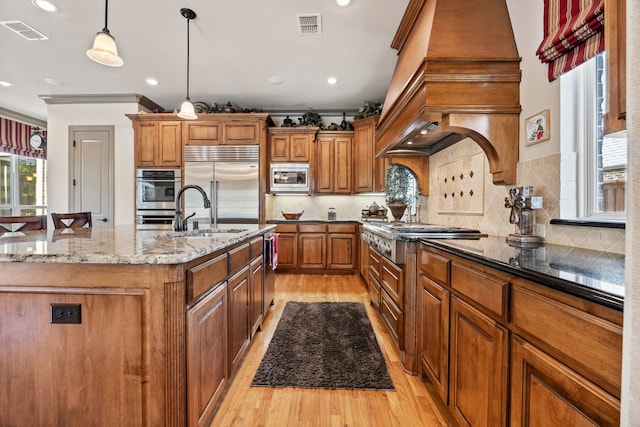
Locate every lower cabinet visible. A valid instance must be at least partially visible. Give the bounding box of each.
[249,255,264,338]
[418,274,450,403]
[227,266,251,375]
[417,243,623,427]
[274,224,297,270]
[510,335,620,426]
[449,296,508,427]
[186,282,228,427]
[298,231,326,269]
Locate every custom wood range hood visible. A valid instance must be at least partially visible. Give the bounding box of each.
[376,0,522,185]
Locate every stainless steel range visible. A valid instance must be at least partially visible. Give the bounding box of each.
[362,222,486,264]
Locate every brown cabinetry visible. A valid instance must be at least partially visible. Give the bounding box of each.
[268,127,317,162]
[183,121,222,145]
[352,116,387,193]
[227,265,251,375]
[417,243,623,427]
[449,296,508,427]
[274,222,357,273]
[134,120,182,167]
[183,116,271,146]
[316,132,353,194]
[367,247,382,308]
[186,282,228,427]
[249,255,264,338]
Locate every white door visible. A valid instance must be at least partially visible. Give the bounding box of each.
[70,126,114,227]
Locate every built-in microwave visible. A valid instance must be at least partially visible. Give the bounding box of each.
[270,163,310,193]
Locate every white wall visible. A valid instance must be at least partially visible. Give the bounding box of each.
[621,0,639,423]
[45,103,138,225]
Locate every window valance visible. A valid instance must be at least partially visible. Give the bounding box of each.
[0,117,47,160]
[536,0,605,81]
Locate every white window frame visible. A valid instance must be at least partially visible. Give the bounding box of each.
[0,152,47,216]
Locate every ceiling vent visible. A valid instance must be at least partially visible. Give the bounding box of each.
[0,21,49,40]
[297,13,322,35]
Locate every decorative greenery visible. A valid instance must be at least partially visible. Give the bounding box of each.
[298,110,324,129]
[385,164,414,205]
[189,101,262,114]
[353,101,383,120]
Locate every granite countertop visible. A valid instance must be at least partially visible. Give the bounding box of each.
[421,236,624,311]
[0,224,275,265]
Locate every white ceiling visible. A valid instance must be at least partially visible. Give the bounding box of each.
[0,0,409,122]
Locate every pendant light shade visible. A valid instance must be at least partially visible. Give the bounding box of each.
[86,0,123,67]
[177,8,198,120]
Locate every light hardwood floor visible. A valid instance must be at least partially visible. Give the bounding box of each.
[210,273,455,426]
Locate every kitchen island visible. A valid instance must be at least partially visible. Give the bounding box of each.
[0,224,275,427]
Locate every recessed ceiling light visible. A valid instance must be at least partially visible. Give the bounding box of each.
[267,76,284,85]
[31,0,59,13]
[146,78,159,86]
[0,81,14,87]
[406,140,413,145]
[327,76,338,85]
[333,0,353,7]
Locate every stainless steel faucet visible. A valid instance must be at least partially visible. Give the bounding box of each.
[174,185,211,231]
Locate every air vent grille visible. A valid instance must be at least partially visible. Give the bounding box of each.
[297,14,322,35]
[0,21,49,40]
[184,145,259,162]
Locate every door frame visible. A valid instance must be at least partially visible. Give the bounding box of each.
[68,125,115,224]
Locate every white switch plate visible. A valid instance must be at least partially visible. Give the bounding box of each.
[530,196,543,209]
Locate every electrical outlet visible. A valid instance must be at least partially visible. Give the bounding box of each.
[50,304,81,324]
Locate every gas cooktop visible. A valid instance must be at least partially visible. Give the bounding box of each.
[363,222,487,240]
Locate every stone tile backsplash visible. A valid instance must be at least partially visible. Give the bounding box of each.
[267,137,624,254]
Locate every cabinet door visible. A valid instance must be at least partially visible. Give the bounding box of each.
[327,233,355,270]
[374,157,389,193]
[275,232,297,270]
[359,227,368,279]
[270,134,290,162]
[334,136,352,193]
[136,121,158,167]
[450,296,508,427]
[298,233,326,269]
[290,134,310,161]
[249,256,264,338]
[158,121,182,166]
[353,122,374,192]
[316,137,334,193]
[419,275,450,404]
[227,266,250,375]
[223,122,259,145]
[603,0,626,134]
[510,335,619,427]
[184,122,221,146]
[186,283,228,427]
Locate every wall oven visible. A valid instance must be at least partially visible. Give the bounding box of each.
[135,168,181,228]
[269,163,310,193]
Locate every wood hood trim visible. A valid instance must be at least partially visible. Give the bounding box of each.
[376,0,522,186]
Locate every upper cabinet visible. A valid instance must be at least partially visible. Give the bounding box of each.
[316,131,353,194]
[352,116,387,193]
[133,120,182,168]
[603,0,626,135]
[127,113,273,168]
[268,127,318,162]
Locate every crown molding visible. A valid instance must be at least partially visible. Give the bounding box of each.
[0,107,47,128]
[38,93,163,112]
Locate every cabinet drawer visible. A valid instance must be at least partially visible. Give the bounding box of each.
[276,223,297,233]
[451,262,508,319]
[228,243,250,275]
[368,274,381,308]
[511,282,622,398]
[381,257,403,308]
[328,223,356,233]
[380,290,403,348]
[187,253,228,303]
[298,223,326,233]
[419,247,450,286]
[250,236,263,258]
[368,248,381,282]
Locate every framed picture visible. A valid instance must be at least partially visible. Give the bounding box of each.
[525,109,550,145]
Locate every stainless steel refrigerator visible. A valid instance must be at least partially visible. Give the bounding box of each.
[183,145,259,225]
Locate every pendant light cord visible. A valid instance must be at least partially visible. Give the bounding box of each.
[185,16,190,100]
[103,0,110,32]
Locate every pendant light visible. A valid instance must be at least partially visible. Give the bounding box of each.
[86,0,124,67]
[178,8,197,120]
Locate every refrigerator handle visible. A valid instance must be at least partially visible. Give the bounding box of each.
[211,180,219,228]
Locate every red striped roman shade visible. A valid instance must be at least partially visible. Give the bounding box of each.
[536,0,605,81]
[0,117,47,160]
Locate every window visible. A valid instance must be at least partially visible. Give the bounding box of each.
[0,152,47,216]
[560,53,627,221]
